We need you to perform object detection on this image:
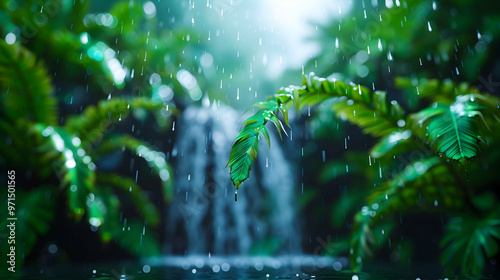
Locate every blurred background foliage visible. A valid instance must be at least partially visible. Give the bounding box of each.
[0,0,500,277]
[0,0,216,271]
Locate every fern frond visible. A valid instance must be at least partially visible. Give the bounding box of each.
[0,186,56,270]
[349,157,467,270]
[227,73,406,189]
[33,124,96,218]
[349,213,395,272]
[0,40,57,125]
[96,172,160,226]
[94,135,174,202]
[369,130,425,159]
[226,101,286,189]
[281,73,406,137]
[395,77,477,104]
[64,97,166,144]
[86,187,161,257]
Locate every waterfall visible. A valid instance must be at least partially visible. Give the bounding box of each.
[164,105,300,256]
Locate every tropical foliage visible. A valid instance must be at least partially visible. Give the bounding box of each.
[0,0,210,271]
[227,73,500,274]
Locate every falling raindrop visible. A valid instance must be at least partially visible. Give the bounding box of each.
[427,21,433,32]
[387,51,393,61]
[378,39,383,51]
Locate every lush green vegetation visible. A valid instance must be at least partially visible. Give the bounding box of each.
[228,0,500,275]
[227,73,500,274]
[0,0,211,271]
[1,0,500,277]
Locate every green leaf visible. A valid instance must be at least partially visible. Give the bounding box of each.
[348,157,454,270]
[34,125,96,218]
[0,186,56,270]
[95,135,174,202]
[292,88,301,117]
[96,173,161,226]
[227,101,285,189]
[65,97,166,145]
[88,188,161,257]
[349,214,375,272]
[228,73,407,189]
[282,74,406,137]
[395,77,476,104]
[0,40,57,125]
[370,130,413,158]
[423,95,488,163]
[441,209,500,274]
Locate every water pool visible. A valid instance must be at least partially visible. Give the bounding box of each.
[9,256,497,280]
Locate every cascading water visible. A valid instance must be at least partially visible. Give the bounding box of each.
[164,105,301,257]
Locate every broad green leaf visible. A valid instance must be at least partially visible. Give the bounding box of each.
[422,95,488,163]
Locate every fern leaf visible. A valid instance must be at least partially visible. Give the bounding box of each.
[0,40,57,125]
[370,130,415,158]
[0,186,56,270]
[96,172,160,226]
[94,135,174,202]
[228,73,407,189]
[349,214,395,272]
[226,102,284,189]
[65,97,166,144]
[87,187,161,257]
[277,73,406,137]
[441,210,500,274]
[395,77,476,104]
[34,124,96,218]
